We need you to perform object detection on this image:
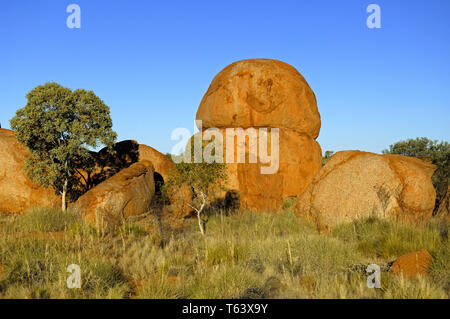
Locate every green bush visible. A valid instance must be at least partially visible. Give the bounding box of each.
[382,137,449,206]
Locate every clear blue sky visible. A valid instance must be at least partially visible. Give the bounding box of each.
[1,0,449,154]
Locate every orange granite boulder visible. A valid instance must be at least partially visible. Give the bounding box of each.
[297,151,437,229]
[191,59,322,212]
[0,129,60,214]
[196,59,321,139]
[70,161,155,230]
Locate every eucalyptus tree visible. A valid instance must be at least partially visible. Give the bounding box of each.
[10,82,117,211]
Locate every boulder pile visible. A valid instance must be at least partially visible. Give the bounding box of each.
[1,58,441,229]
[194,59,323,211]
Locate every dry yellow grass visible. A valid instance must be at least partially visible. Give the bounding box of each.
[0,207,448,299]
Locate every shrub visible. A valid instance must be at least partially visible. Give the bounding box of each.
[382,137,449,207]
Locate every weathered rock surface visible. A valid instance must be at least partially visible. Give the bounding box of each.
[188,128,322,212]
[389,249,433,278]
[139,144,174,182]
[191,59,322,212]
[72,139,192,218]
[0,129,60,213]
[297,151,437,229]
[196,59,321,139]
[139,143,193,218]
[70,161,155,230]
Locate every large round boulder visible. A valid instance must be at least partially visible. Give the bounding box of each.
[70,160,155,230]
[0,129,60,213]
[297,151,437,229]
[196,59,321,138]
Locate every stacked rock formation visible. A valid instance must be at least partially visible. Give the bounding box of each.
[194,59,322,212]
[297,151,437,230]
[0,129,60,213]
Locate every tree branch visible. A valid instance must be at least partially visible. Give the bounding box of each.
[73,167,88,185]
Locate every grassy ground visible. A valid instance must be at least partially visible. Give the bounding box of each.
[0,206,448,299]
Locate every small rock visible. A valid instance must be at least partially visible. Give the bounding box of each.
[389,249,432,278]
[299,276,316,290]
[263,276,283,296]
[0,263,6,281]
[167,269,180,287]
[239,287,267,299]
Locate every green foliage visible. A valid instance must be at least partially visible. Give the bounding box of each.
[163,139,227,235]
[164,152,181,164]
[283,197,298,209]
[382,137,449,204]
[10,82,117,210]
[322,150,334,166]
[166,161,227,201]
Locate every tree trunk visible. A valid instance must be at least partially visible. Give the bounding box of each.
[197,212,205,236]
[196,191,207,236]
[62,178,68,212]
